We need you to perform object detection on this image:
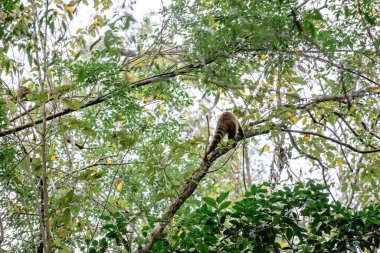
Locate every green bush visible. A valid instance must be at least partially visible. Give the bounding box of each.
[151,181,380,252]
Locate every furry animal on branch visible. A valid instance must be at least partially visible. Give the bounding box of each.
[207,112,244,155]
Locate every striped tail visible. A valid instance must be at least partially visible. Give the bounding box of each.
[207,127,227,155]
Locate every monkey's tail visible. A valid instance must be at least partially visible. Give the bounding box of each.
[207,127,226,155]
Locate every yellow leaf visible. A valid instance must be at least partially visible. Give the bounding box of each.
[119,199,128,209]
[64,5,74,14]
[91,172,102,179]
[286,112,297,124]
[159,104,165,115]
[208,15,215,25]
[337,158,344,168]
[260,54,267,61]
[304,134,310,141]
[348,105,354,113]
[217,89,223,94]
[261,145,270,153]
[93,16,103,26]
[69,50,77,58]
[68,0,81,6]
[116,181,123,192]
[28,83,35,90]
[106,158,112,164]
[50,155,59,161]
[374,87,380,92]
[134,92,143,99]
[279,242,287,249]
[58,172,65,179]
[268,94,275,104]
[130,76,139,82]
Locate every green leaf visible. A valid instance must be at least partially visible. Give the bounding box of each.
[293,77,306,85]
[99,214,112,221]
[312,10,323,20]
[202,197,217,208]
[216,192,229,203]
[62,208,71,226]
[62,98,84,110]
[326,151,334,160]
[70,202,81,216]
[76,169,92,180]
[213,91,220,106]
[197,244,209,253]
[6,100,17,113]
[285,228,293,240]
[102,224,115,231]
[218,201,231,210]
[27,53,33,67]
[55,84,76,95]
[26,91,48,103]
[364,13,376,25]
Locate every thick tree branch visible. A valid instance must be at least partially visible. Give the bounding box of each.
[135,128,270,253]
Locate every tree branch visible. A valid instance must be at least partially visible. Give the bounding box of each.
[296,87,380,109]
[135,128,270,253]
[281,128,380,154]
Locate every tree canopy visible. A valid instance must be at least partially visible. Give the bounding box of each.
[0,0,379,252]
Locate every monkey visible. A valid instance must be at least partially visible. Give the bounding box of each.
[207,112,244,155]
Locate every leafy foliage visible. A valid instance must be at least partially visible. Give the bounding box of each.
[0,0,379,251]
[152,181,380,252]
